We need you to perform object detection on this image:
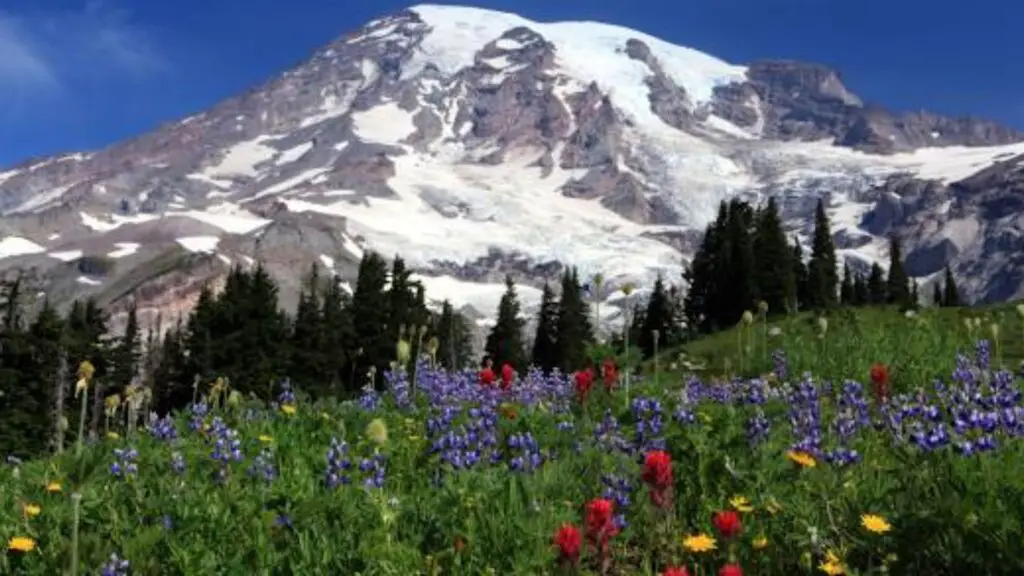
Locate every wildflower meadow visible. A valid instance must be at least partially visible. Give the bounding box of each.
[5,304,1024,575]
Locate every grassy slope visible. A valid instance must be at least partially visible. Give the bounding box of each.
[659,303,1024,389]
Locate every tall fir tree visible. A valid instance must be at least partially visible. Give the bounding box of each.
[639,276,674,359]
[932,282,944,307]
[531,282,559,372]
[290,263,328,397]
[752,197,795,314]
[554,268,593,372]
[852,272,869,306]
[724,200,757,319]
[110,302,142,395]
[886,235,911,306]
[683,203,727,333]
[349,251,391,388]
[839,262,855,305]
[867,263,887,304]
[485,276,528,370]
[806,199,839,309]
[433,301,473,370]
[791,238,810,311]
[942,265,961,307]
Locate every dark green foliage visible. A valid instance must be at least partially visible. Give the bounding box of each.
[806,199,839,309]
[752,197,796,314]
[943,265,961,307]
[868,263,887,304]
[554,268,593,372]
[886,235,911,307]
[485,276,528,371]
[639,276,675,358]
[432,300,473,370]
[840,263,855,306]
[530,282,559,372]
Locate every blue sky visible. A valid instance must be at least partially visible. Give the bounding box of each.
[0,0,1019,166]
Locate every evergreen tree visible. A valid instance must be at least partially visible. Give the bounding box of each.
[852,272,869,306]
[867,263,887,304]
[433,301,473,370]
[28,299,63,455]
[806,199,839,309]
[639,276,674,359]
[791,238,810,311]
[932,282,944,307]
[839,262,854,306]
[485,276,528,370]
[290,264,328,397]
[184,284,217,383]
[910,279,920,307]
[319,274,354,395]
[110,302,141,396]
[752,197,795,314]
[942,265,961,307]
[349,252,391,389]
[724,200,757,318]
[554,268,593,372]
[0,277,49,458]
[152,319,189,415]
[886,235,911,306]
[530,282,559,372]
[683,203,727,333]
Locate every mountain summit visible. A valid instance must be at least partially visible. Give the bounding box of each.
[0,4,1022,330]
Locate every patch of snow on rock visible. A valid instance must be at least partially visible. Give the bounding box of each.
[176,236,220,253]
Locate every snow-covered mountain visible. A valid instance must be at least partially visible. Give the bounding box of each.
[0,3,1022,331]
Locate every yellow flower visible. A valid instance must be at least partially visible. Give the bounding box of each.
[280,404,297,416]
[366,418,389,446]
[8,536,36,552]
[106,431,120,440]
[320,411,331,420]
[22,503,41,518]
[786,450,816,468]
[819,550,845,575]
[861,513,892,534]
[45,482,62,493]
[681,533,716,553]
[764,497,783,515]
[729,495,754,513]
[258,435,274,444]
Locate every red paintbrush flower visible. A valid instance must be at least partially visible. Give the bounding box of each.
[641,450,674,508]
[552,523,582,564]
[712,510,742,539]
[574,368,595,402]
[601,358,618,391]
[870,362,890,404]
[501,363,514,390]
[718,564,743,576]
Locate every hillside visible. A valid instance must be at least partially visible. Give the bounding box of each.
[665,303,1024,387]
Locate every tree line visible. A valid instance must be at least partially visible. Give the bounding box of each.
[680,197,961,335]
[0,252,478,460]
[0,196,965,460]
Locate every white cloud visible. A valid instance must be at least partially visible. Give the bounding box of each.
[0,1,166,100]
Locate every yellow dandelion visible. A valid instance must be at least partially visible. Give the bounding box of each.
[8,536,36,552]
[258,435,274,444]
[764,497,783,515]
[45,482,62,493]
[729,495,754,513]
[819,550,845,575]
[280,404,297,416]
[786,450,816,468]
[105,431,120,440]
[861,513,892,534]
[752,535,768,550]
[681,533,717,553]
[22,503,41,518]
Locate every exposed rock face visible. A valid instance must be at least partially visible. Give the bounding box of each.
[0,3,1020,335]
[712,60,1024,153]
